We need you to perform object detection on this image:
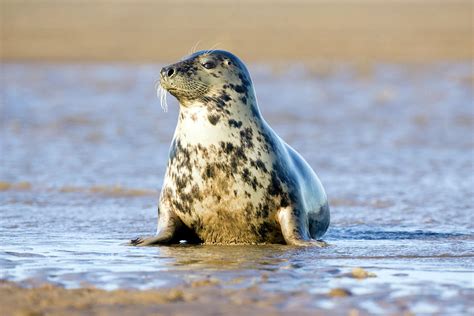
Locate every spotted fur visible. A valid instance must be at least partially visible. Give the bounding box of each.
[131,50,329,246]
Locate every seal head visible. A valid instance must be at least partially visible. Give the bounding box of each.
[160,50,257,113]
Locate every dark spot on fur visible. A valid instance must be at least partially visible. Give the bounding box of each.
[208,114,220,125]
[216,98,226,108]
[220,92,232,102]
[228,119,243,128]
[280,193,290,208]
[234,85,246,94]
[242,168,251,182]
[244,202,253,213]
[268,171,283,197]
[219,141,235,155]
[191,184,203,201]
[224,142,234,154]
[256,222,273,239]
[256,159,267,172]
[203,164,215,180]
[261,130,277,152]
[256,204,269,218]
[175,175,187,191]
[238,73,251,88]
[252,176,260,190]
[235,146,247,162]
[240,127,254,148]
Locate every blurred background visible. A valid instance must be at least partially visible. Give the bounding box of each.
[2,0,473,63]
[1,1,473,315]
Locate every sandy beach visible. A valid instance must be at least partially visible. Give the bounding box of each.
[1,279,313,316]
[1,0,473,62]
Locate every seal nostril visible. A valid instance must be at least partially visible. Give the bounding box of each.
[167,68,174,77]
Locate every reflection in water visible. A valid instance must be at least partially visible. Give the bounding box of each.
[162,245,291,270]
[0,63,473,313]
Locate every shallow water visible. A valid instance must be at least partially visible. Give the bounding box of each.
[1,62,473,314]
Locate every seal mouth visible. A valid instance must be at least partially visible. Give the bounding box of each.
[160,82,178,94]
[160,78,209,102]
[159,74,180,94]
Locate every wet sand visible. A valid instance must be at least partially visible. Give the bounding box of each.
[2,280,307,316]
[1,266,461,316]
[2,0,473,62]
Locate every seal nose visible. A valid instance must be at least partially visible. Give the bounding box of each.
[161,66,176,79]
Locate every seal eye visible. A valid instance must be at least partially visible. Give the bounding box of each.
[202,61,216,69]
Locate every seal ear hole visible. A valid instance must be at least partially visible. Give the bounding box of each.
[225,60,232,66]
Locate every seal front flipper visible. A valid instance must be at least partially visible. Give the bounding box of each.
[130,234,173,246]
[277,207,328,247]
[130,207,183,246]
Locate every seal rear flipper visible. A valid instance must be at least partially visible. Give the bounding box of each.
[277,207,328,247]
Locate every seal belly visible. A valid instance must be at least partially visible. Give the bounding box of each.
[193,207,284,244]
[167,152,285,244]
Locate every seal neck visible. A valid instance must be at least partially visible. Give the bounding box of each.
[174,95,264,146]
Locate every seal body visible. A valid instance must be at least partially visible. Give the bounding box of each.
[132,50,329,246]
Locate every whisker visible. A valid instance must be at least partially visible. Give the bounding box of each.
[156,83,168,113]
[162,86,169,113]
[189,40,202,55]
[154,79,161,93]
[204,43,221,55]
[163,87,169,112]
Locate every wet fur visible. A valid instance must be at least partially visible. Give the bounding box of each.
[132,50,329,246]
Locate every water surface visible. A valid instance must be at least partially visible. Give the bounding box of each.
[1,62,473,314]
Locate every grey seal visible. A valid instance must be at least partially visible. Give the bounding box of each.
[131,50,329,246]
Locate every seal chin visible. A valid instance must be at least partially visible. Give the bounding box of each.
[162,85,177,95]
[160,80,182,100]
[162,87,194,105]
